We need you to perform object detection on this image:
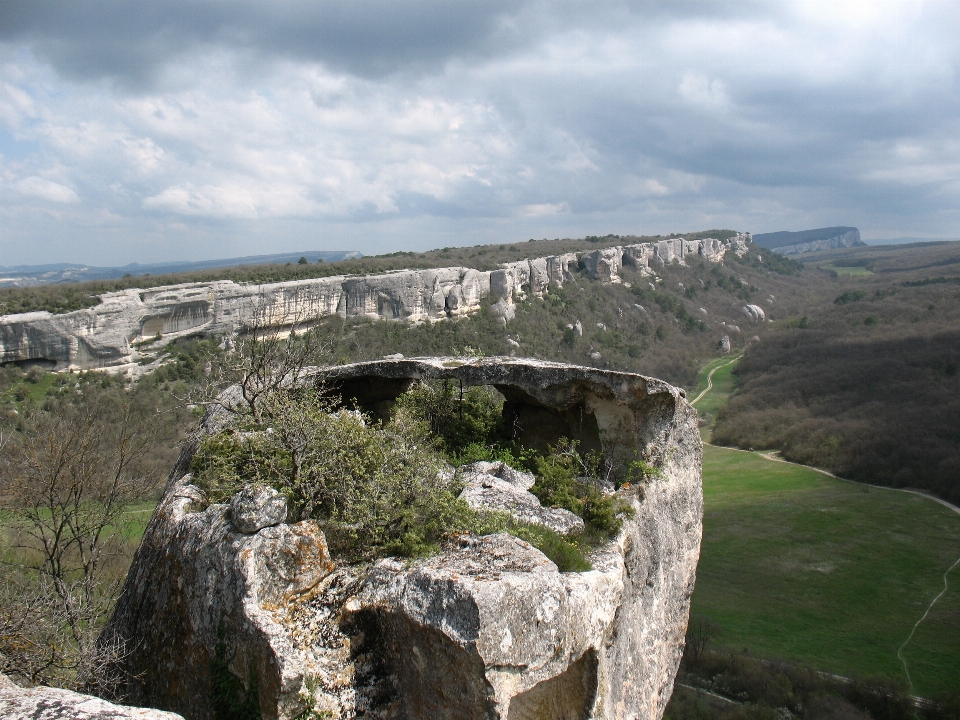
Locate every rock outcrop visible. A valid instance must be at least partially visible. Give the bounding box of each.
[458,460,585,535]
[0,236,749,372]
[97,358,702,720]
[752,227,863,256]
[742,304,766,322]
[0,674,183,719]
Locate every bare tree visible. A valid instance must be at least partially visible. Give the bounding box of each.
[684,615,720,666]
[186,296,334,423]
[0,391,159,688]
[0,568,69,686]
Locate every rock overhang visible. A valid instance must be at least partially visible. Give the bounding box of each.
[310,356,688,473]
[97,357,703,720]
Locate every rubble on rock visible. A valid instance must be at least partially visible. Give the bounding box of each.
[96,357,702,720]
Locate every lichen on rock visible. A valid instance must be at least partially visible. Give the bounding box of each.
[96,357,702,720]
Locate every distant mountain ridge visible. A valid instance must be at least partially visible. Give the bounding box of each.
[752,227,864,255]
[0,250,363,288]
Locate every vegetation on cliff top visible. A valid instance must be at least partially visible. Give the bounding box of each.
[190,373,631,567]
[0,229,738,316]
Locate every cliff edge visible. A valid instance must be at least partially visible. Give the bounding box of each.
[96,357,703,720]
[0,235,749,372]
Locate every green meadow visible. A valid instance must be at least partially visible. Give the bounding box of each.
[818,263,874,277]
[690,358,960,698]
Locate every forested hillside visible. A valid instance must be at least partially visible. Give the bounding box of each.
[713,241,960,504]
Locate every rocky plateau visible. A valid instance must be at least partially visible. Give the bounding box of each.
[95,357,703,720]
[0,235,749,372]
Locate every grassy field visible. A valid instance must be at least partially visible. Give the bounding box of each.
[693,445,960,697]
[689,356,960,698]
[691,356,740,440]
[817,263,874,276]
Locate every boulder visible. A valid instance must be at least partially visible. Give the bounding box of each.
[718,335,731,354]
[458,460,585,535]
[0,675,183,719]
[97,358,701,720]
[231,484,288,534]
[742,304,765,322]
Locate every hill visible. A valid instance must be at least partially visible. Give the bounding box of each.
[712,241,960,505]
[0,250,362,288]
[752,226,864,255]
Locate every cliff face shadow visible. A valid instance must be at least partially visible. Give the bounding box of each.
[506,650,598,720]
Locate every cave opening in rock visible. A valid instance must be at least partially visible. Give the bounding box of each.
[324,374,603,459]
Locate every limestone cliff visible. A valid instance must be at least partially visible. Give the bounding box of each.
[752,227,863,256]
[96,358,703,720]
[0,235,749,372]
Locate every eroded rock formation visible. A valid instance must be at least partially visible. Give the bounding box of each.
[0,673,184,719]
[0,235,749,372]
[97,358,702,720]
[752,227,863,256]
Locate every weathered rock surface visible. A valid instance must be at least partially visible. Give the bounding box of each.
[0,236,749,371]
[231,484,288,534]
[0,675,183,719]
[718,335,731,354]
[458,460,585,535]
[98,358,701,720]
[752,226,863,256]
[742,304,766,322]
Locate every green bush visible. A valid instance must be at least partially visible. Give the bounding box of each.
[191,381,631,565]
[529,439,634,539]
[391,380,505,457]
[192,390,481,559]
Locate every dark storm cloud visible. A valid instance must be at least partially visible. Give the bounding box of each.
[0,0,776,86]
[2,0,959,265]
[0,0,530,85]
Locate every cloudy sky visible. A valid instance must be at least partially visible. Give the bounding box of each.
[2,0,959,266]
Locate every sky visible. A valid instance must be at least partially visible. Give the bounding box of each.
[1,0,959,266]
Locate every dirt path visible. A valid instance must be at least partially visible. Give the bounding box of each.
[714,448,960,695]
[897,555,960,691]
[691,355,740,407]
[755,450,960,515]
[695,368,960,694]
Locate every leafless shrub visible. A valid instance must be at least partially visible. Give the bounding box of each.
[0,390,160,689]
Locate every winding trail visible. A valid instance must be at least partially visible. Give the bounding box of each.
[897,555,960,691]
[691,355,741,407]
[694,358,960,693]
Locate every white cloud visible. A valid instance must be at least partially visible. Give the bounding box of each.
[1,1,960,264]
[16,176,79,203]
[678,73,730,110]
[518,202,567,217]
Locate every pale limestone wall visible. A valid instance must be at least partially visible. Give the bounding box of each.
[0,235,748,371]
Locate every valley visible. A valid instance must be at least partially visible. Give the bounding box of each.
[2,231,959,716]
[688,360,960,699]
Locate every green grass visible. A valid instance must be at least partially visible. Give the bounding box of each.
[690,355,960,698]
[818,264,874,277]
[693,445,960,697]
[692,356,739,441]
